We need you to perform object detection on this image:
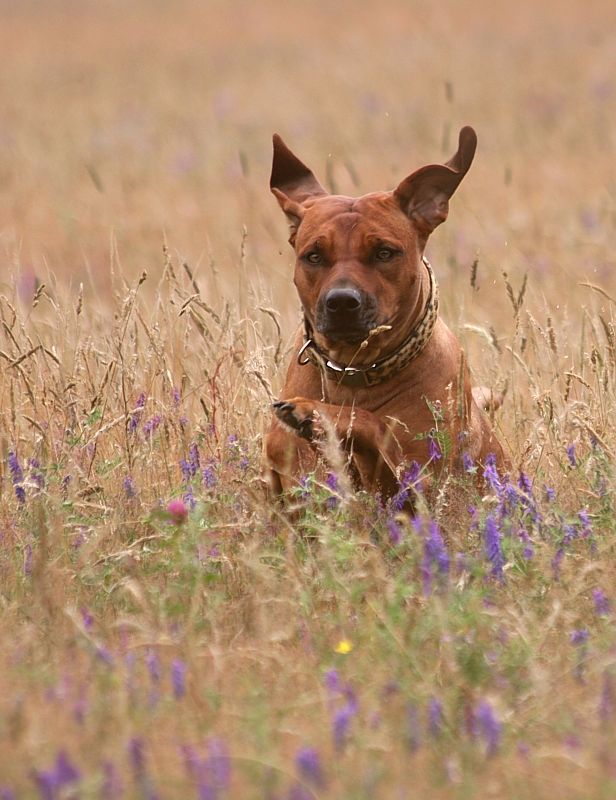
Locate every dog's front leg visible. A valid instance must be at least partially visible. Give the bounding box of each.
[272,397,402,494]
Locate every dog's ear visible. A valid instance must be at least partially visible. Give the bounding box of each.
[270,134,327,203]
[271,187,305,245]
[394,126,477,236]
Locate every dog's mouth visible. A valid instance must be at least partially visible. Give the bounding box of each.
[315,289,379,345]
[315,320,375,344]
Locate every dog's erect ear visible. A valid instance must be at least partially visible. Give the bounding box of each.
[394,126,477,237]
[270,134,327,203]
[271,187,305,246]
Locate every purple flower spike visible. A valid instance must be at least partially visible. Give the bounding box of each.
[428,697,443,738]
[386,518,402,546]
[206,738,231,790]
[475,700,501,756]
[202,464,217,488]
[171,659,187,699]
[566,443,577,467]
[32,752,81,799]
[295,746,325,788]
[128,738,146,779]
[123,475,137,499]
[8,451,25,505]
[570,628,590,646]
[600,671,615,724]
[101,760,123,799]
[483,453,502,493]
[324,669,341,693]
[422,520,450,596]
[325,472,340,509]
[462,452,474,472]
[428,434,442,461]
[406,702,421,753]
[143,414,162,437]
[333,700,357,751]
[146,650,161,684]
[484,514,505,581]
[593,589,611,617]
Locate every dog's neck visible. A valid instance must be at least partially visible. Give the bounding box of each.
[299,257,439,389]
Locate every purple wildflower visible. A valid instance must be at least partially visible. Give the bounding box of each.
[183,486,196,511]
[484,514,505,581]
[428,433,442,461]
[593,589,611,617]
[600,671,615,724]
[422,520,450,596]
[128,393,146,433]
[202,463,217,488]
[475,700,501,756]
[544,485,556,502]
[518,471,532,495]
[518,528,534,560]
[172,387,181,407]
[390,461,422,511]
[295,747,324,788]
[32,752,81,799]
[578,509,592,538]
[146,650,161,685]
[406,702,421,752]
[29,458,45,491]
[171,659,187,699]
[95,646,114,667]
[462,452,474,472]
[8,451,25,504]
[571,629,590,683]
[566,443,577,467]
[324,669,341,693]
[189,442,200,471]
[206,738,231,790]
[127,738,146,779]
[143,414,162,437]
[0,789,15,800]
[123,475,137,499]
[325,472,340,509]
[428,697,444,738]
[101,761,123,799]
[386,518,402,546]
[333,699,357,751]
[81,608,94,630]
[571,628,590,646]
[483,453,502,494]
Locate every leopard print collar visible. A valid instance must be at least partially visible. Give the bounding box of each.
[298,257,439,389]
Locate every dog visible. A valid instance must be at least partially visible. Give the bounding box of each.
[264,127,506,499]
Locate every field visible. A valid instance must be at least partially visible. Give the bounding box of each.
[1,0,616,797]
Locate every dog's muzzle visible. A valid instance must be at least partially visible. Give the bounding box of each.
[316,286,378,343]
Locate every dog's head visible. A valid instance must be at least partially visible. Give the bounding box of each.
[270,127,476,365]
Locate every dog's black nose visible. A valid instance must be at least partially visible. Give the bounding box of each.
[324,287,362,314]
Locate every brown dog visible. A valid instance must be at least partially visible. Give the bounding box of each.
[264,127,506,498]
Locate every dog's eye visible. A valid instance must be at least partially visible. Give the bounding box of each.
[304,251,323,265]
[375,247,397,262]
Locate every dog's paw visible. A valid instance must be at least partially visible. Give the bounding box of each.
[272,399,318,441]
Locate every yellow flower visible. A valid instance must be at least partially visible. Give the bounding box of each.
[334,638,353,654]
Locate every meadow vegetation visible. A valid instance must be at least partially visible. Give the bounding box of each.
[1,1,616,797]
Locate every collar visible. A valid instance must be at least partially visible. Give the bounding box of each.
[298,256,439,389]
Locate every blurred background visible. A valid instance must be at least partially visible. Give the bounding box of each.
[0,0,615,355]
